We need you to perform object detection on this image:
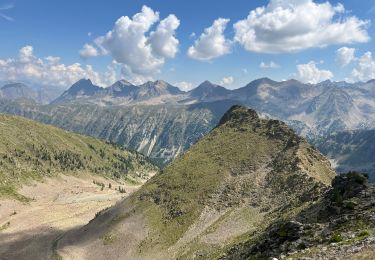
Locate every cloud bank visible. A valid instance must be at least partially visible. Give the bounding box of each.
[234,0,369,53]
[0,46,117,87]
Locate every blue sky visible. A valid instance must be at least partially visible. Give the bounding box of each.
[0,0,375,90]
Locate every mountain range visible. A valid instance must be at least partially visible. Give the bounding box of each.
[1,77,375,176]
[45,77,375,138]
[0,82,65,104]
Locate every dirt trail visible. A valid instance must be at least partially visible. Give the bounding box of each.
[0,174,140,260]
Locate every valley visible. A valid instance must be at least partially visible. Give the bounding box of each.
[0,113,157,259]
[0,174,140,260]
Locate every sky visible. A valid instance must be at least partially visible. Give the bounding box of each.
[0,0,375,90]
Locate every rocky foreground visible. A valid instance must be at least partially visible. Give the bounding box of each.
[224,171,375,259]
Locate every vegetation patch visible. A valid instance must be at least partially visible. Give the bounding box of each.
[101,233,116,245]
[0,221,10,231]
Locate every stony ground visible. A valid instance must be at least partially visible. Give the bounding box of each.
[0,174,140,260]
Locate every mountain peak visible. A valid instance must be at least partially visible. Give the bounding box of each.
[251,77,277,85]
[68,78,101,93]
[199,80,215,87]
[116,79,133,86]
[0,82,39,103]
[51,78,101,104]
[58,104,335,258]
[75,78,93,85]
[218,105,259,127]
[154,79,169,87]
[109,79,134,89]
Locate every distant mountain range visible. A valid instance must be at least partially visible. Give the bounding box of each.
[1,77,375,172]
[48,77,375,137]
[0,82,65,104]
[52,79,184,105]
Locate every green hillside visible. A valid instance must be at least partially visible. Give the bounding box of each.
[0,113,158,200]
[56,105,335,259]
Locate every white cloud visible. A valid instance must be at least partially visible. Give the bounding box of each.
[336,47,356,67]
[0,45,118,87]
[187,18,232,61]
[148,14,180,58]
[234,0,369,53]
[259,61,280,69]
[89,5,180,82]
[220,76,234,86]
[350,52,375,82]
[295,61,333,84]
[79,44,99,59]
[175,81,193,91]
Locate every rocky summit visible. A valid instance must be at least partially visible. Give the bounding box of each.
[55,105,335,259]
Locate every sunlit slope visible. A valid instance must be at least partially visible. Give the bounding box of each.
[57,105,335,259]
[0,113,158,200]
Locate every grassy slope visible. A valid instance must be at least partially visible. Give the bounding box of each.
[58,106,335,259]
[0,113,158,200]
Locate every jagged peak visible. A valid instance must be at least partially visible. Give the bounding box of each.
[250,77,277,85]
[218,105,259,126]
[110,79,134,88]
[198,80,215,87]
[63,78,101,96]
[154,79,169,86]
[117,79,133,85]
[74,78,93,85]
[282,78,303,84]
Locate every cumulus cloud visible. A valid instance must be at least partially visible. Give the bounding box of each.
[187,18,232,61]
[350,52,375,82]
[175,81,193,91]
[295,61,333,84]
[234,0,369,53]
[220,76,234,86]
[86,5,180,82]
[336,47,356,67]
[148,14,180,58]
[0,45,118,87]
[79,44,99,59]
[259,61,280,69]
